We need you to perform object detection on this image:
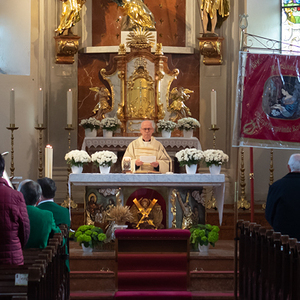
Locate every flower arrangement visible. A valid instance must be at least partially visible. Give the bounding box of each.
[203,149,229,167]
[156,120,177,132]
[190,224,220,249]
[65,150,91,167]
[177,117,200,131]
[74,225,107,248]
[100,117,121,131]
[80,117,101,131]
[175,148,204,167]
[91,150,118,167]
[106,205,133,225]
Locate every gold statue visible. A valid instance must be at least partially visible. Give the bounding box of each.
[130,198,163,229]
[168,87,193,122]
[112,0,156,30]
[90,87,112,120]
[55,0,86,35]
[176,190,194,230]
[201,0,230,35]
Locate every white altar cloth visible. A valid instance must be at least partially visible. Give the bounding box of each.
[69,173,225,225]
[81,137,202,151]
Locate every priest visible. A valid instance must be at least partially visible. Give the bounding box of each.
[123,120,171,173]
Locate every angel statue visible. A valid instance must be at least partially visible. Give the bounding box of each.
[89,87,112,120]
[168,87,193,122]
[111,0,156,31]
[176,191,194,230]
[201,0,230,36]
[55,0,86,35]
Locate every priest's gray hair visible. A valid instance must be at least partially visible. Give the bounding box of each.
[141,120,155,130]
[288,154,300,172]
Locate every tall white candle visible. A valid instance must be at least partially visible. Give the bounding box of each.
[45,145,53,178]
[67,89,73,126]
[10,89,15,125]
[38,88,44,125]
[211,89,217,125]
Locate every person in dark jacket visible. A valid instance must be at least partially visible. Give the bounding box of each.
[265,153,300,240]
[20,180,61,249]
[0,154,30,265]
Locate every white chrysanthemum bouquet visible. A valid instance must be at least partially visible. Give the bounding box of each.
[91,151,118,167]
[175,148,204,167]
[100,117,121,131]
[65,150,91,167]
[79,117,101,131]
[157,120,177,132]
[177,117,200,131]
[203,149,229,167]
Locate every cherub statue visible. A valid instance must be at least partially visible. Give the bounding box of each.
[201,0,230,36]
[89,87,112,120]
[112,0,156,30]
[168,87,193,122]
[55,0,86,35]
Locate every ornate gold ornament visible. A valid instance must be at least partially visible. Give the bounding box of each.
[126,27,155,49]
[54,35,80,64]
[198,36,224,65]
[176,190,194,230]
[170,189,177,228]
[89,87,112,120]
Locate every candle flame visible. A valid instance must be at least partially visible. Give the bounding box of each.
[46,145,52,149]
[69,89,72,91]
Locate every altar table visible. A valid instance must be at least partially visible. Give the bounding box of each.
[69,173,225,225]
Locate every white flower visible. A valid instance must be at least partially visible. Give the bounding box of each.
[80,118,101,130]
[100,117,121,131]
[203,149,229,167]
[175,148,204,167]
[65,150,91,167]
[177,117,200,131]
[157,120,177,132]
[91,151,118,167]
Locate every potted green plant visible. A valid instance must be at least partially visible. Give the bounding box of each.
[74,225,107,252]
[189,224,220,252]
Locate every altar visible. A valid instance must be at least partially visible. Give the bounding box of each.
[69,173,225,228]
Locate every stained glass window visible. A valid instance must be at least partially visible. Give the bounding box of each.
[282,0,300,53]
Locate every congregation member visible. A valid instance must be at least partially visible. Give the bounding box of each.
[20,180,61,249]
[122,120,171,173]
[265,153,300,240]
[0,154,30,265]
[37,177,70,228]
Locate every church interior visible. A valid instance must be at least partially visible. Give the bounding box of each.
[1,0,299,299]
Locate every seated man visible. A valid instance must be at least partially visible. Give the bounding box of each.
[20,180,61,249]
[123,120,171,173]
[37,177,70,228]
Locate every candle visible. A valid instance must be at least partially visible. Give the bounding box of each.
[10,89,15,125]
[38,88,44,125]
[45,145,53,178]
[67,89,73,126]
[211,89,217,125]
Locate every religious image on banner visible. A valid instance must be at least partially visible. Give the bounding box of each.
[232,52,300,149]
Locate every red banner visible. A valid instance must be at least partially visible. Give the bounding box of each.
[239,53,300,148]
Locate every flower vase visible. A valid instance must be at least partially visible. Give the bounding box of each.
[183,130,193,138]
[71,166,83,174]
[161,130,171,138]
[100,166,111,174]
[209,164,221,175]
[198,244,210,253]
[185,164,197,174]
[85,128,97,137]
[81,244,93,253]
[103,129,113,138]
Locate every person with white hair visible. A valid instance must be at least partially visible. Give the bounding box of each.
[265,153,300,240]
[122,120,171,173]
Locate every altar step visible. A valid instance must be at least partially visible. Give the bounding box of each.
[69,240,236,300]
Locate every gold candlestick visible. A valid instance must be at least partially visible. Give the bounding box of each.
[6,124,19,178]
[35,124,46,178]
[61,125,78,209]
[237,147,250,210]
[209,124,219,149]
[207,124,220,210]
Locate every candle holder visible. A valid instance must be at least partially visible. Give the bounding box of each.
[237,148,250,210]
[61,125,78,209]
[35,124,46,178]
[209,124,219,149]
[6,124,19,178]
